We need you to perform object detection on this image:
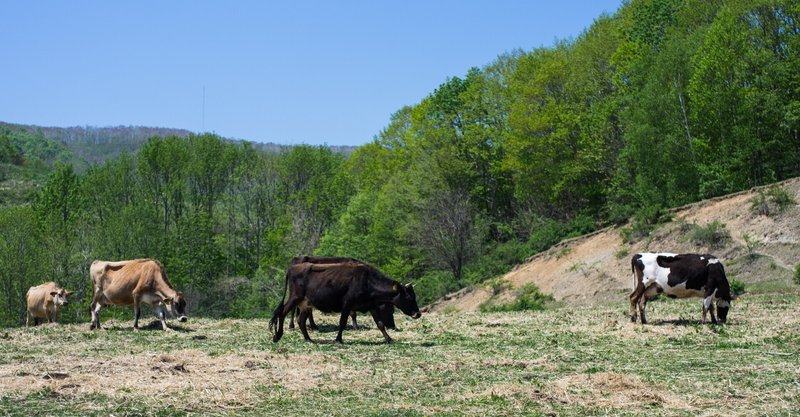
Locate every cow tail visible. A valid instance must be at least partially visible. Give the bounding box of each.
[631,258,636,291]
[268,268,291,333]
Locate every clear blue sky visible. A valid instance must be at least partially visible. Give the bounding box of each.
[1,1,622,146]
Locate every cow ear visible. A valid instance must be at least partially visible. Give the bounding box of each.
[50,291,58,297]
[65,291,73,297]
[392,283,399,293]
[162,297,173,305]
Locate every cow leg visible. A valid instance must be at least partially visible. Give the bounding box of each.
[350,312,359,330]
[297,309,313,342]
[703,296,717,324]
[132,296,142,330]
[638,295,648,325]
[308,310,318,331]
[156,304,171,331]
[629,283,644,323]
[26,311,31,327]
[370,309,392,343]
[90,302,104,330]
[334,310,351,344]
[288,308,296,330]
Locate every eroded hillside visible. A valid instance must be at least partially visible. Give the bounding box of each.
[428,177,800,312]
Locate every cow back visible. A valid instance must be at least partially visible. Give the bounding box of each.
[92,259,174,306]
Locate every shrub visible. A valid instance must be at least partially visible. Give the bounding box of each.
[479,283,554,313]
[729,278,746,296]
[486,277,512,296]
[766,185,796,212]
[742,234,761,258]
[688,221,730,249]
[620,204,672,244]
[750,185,796,216]
[794,264,800,286]
[749,191,770,216]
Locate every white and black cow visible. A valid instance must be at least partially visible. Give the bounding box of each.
[629,253,733,324]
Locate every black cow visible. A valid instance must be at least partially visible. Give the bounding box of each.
[269,261,421,344]
[629,252,733,324]
[287,256,396,331]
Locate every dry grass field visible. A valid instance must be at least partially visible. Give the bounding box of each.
[1,278,799,416]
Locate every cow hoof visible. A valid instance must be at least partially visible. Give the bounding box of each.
[272,334,282,343]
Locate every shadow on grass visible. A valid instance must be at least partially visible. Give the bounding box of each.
[649,318,723,326]
[100,320,194,333]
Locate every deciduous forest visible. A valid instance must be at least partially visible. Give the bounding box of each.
[1,0,798,325]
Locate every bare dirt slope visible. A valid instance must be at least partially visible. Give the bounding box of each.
[428,177,800,312]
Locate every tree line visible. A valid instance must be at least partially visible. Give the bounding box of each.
[1,0,798,326]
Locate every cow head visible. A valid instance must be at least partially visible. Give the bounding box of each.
[49,289,72,306]
[164,292,188,322]
[392,283,422,319]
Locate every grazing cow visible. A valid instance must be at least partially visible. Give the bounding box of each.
[26,282,72,326]
[630,253,733,324]
[89,259,187,331]
[270,261,421,344]
[287,256,396,331]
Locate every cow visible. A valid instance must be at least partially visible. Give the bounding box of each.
[287,256,396,331]
[89,259,187,331]
[269,261,421,344]
[629,252,733,325]
[25,282,72,326]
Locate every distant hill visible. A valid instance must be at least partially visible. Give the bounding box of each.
[0,121,358,207]
[0,122,193,168]
[0,121,357,168]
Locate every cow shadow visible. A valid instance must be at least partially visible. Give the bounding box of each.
[310,324,372,333]
[649,318,722,326]
[123,320,194,333]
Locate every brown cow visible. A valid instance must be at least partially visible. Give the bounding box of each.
[26,282,72,326]
[89,259,187,331]
[270,261,421,344]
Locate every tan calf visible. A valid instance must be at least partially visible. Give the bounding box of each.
[89,259,187,331]
[26,282,72,326]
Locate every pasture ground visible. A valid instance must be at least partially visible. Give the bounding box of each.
[1,278,798,416]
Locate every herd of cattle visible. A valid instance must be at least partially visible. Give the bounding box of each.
[24,252,735,342]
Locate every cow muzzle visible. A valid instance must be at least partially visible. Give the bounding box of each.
[178,316,188,322]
